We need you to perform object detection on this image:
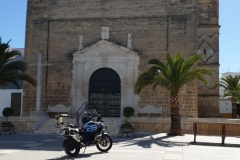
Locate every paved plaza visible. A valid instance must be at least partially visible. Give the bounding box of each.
[0,131,240,160]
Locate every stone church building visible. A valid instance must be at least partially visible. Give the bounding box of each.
[23,0,220,118]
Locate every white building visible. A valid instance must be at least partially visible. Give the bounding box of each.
[0,48,24,116]
[219,72,240,118]
[219,72,240,98]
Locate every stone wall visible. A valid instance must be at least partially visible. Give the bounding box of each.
[23,0,219,117]
[1,116,238,134]
[0,117,38,131]
[27,0,196,20]
[198,95,220,117]
[197,0,220,117]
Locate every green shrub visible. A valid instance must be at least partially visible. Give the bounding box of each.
[123,107,134,118]
[2,107,14,122]
[121,107,135,128]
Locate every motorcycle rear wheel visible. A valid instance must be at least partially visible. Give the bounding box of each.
[96,134,112,152]
[63,139,80,157]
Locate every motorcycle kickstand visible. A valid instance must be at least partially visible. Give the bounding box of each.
[83,146,87,153]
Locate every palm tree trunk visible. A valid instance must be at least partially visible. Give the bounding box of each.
[169,95,182,135]
[231,99,237,118]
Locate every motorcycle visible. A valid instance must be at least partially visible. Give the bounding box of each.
[56,110,113,157]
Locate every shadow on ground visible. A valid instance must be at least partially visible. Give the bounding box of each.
[114,133,189,148]
[47,151,107,160]
[1,131,240,153]
[190,142,240,148]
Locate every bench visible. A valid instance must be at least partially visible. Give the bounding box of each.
[46,104,72,118]
[193,122,240,145]
[138,105,162,117]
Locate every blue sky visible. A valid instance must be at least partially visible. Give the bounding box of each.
[0,0,239,75]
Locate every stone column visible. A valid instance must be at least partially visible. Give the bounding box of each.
[36,52,43,112]
[30,52,47,117]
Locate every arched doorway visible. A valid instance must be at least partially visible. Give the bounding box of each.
[89,68,121,117]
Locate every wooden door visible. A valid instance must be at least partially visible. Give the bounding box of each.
[11,93,21,116]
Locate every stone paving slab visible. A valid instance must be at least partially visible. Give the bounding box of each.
[0,132,240,159]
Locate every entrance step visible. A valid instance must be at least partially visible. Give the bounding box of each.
[34,118,75,134]
[34,117,122,135]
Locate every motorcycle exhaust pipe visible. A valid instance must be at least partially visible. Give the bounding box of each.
[72,134,83,143]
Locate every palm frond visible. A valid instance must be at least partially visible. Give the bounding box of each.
[0,38,36,88]
[134,52,212,97]
[18,74,37,87]
[134,72,154,94]
[224,85,240,101]
[214,75,240,95]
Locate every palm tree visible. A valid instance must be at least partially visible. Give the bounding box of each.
[224,84,240,102]
[134,52,212,135]
[215,75,240,95]
[0,38,36,88]
[214,75,240,118]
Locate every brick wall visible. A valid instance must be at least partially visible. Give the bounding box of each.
[197,0,220,117]
[23,0,219,117]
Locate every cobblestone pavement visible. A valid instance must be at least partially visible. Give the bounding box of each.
[0,131,240,160]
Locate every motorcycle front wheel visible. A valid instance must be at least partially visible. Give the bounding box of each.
[63,139,80,157]
[96,134,112,152]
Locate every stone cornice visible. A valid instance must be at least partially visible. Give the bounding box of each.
[73,40,138,56]
[197,25,221,29]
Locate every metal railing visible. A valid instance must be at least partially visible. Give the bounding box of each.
[74,101,89,126]
[31,116,49,133]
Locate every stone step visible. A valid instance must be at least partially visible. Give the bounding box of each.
[36,117,121,135]
[34,130,60,134]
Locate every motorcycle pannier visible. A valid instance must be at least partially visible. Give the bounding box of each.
[82,116,91,124]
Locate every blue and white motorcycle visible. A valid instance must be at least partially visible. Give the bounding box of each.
[56,110,112,157]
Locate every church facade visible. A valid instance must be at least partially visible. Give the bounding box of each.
[23,0,220,118]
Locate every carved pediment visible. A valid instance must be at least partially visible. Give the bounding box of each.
[74,40,138,56]
[197,40,214,62]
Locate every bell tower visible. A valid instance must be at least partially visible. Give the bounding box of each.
[197,0,220,117]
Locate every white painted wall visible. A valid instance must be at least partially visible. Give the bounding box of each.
[219,72,240,98]
[0,48,24,116]
[219,99,232,113]
[0,89,22,116]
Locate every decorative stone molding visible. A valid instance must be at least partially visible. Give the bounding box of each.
[78,35,83,50]
[198,5,210,25]
[197,40,214,62]
[71,40,139,116]
[101,27,109,40]
[127,33,133,50]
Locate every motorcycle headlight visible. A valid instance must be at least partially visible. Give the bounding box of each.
[65,129,69,135]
